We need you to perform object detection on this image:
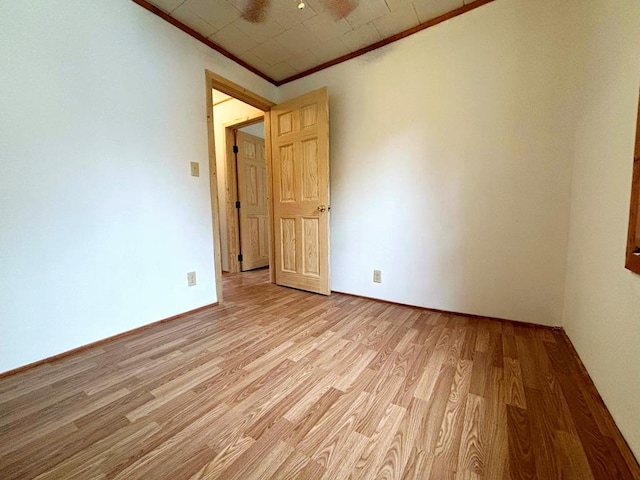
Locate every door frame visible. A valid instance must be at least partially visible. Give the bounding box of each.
[205,70,276,302]
[224,114,266,274]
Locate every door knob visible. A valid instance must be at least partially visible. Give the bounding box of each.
[317,205,327,213]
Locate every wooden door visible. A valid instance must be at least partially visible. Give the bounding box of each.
[236,130,269,271]
[270,87,330,295]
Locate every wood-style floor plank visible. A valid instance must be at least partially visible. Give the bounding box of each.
[0,269,638,479]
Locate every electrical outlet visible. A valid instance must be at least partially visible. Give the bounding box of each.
[373,270,382,283]
[187,271,197,286]
[190,162,200,177]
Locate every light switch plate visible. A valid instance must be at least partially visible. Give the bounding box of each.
[373,270,382,283]
[187,271,197,286]
[190,162,200,177]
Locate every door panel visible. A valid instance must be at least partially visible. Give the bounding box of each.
[270,87,330,295]
[302,139,319,201]
[281,218,296,273]
[279,144,296,202]
[302,217,319,275]
[237,130,269,271]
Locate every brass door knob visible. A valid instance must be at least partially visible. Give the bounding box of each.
[317,205,327,213]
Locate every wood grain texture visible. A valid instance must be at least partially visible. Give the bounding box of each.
[237,130,270,271]
[271,88,330,295]
[223,114,265,274]
[0,269,638,479]
[0,302,218,380]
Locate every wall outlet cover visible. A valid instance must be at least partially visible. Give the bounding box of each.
[187,271,197,286]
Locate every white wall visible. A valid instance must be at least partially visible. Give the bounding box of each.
[239,122,265,139]
[0,0,276,372]
[279,0,580,326]
[562,0,640,459]
[212,99,263,271]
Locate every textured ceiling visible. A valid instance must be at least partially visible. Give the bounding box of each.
[144,0,480,82]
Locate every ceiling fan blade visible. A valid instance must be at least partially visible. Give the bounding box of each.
[242,0,270,23]
[320,0,357,20]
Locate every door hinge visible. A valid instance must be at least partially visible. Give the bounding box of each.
[232,145,239,154]
[237,254,243,262]
[235,200,241,209]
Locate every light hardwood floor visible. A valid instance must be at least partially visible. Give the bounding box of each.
[0,269,638,479]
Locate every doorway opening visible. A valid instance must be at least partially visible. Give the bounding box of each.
[205,71,275,303]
